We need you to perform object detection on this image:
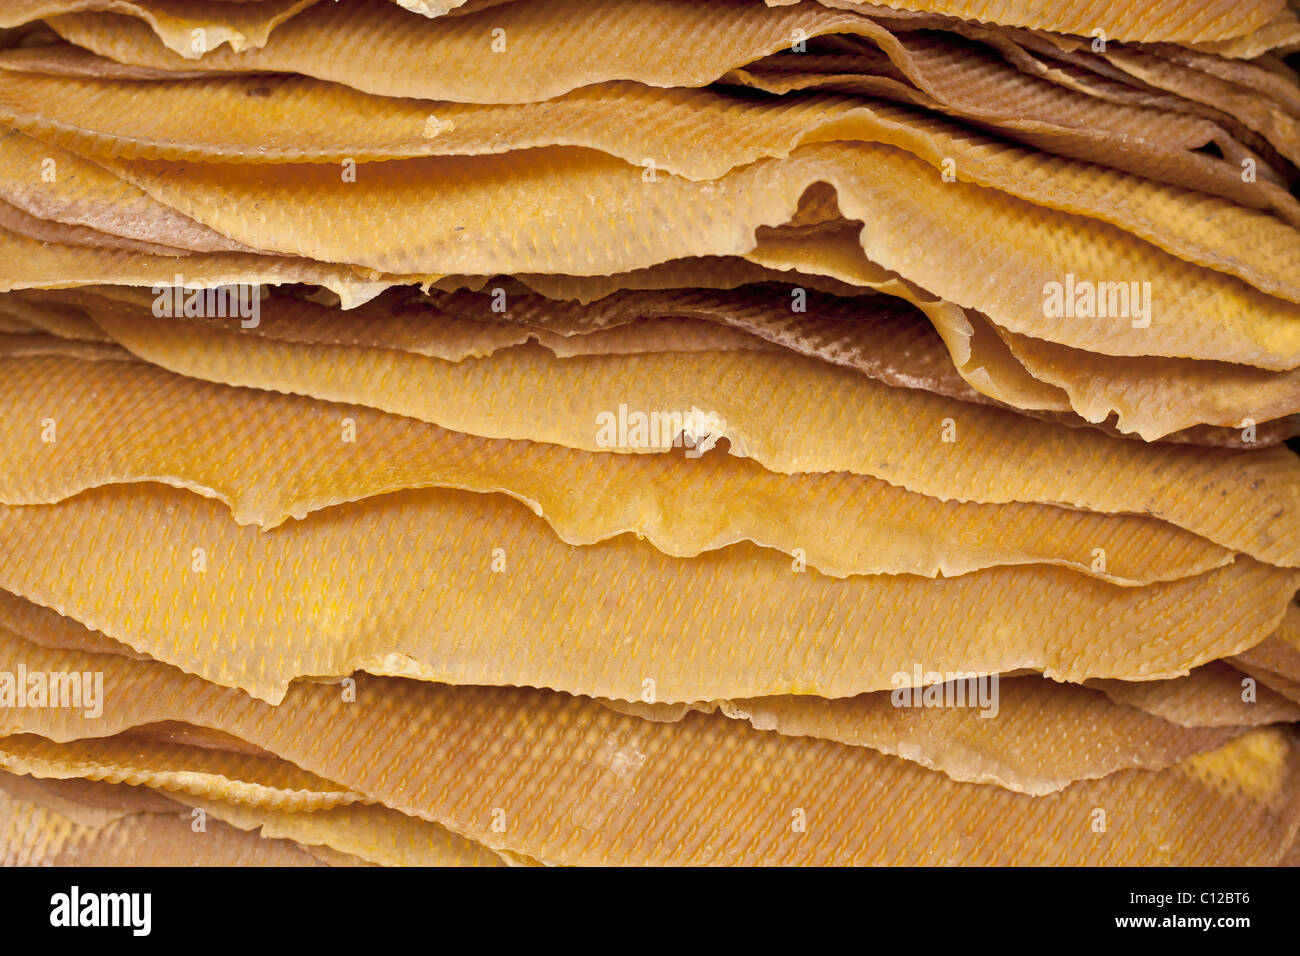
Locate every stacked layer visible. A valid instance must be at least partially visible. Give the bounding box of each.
[1,0,1299,866]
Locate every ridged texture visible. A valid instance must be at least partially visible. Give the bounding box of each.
[1092,661,1300,727]
[87,307,1300,567]
[826,0,1286,43]
[0,353,1239,585]
[0,771,326,865]
[3,0,1298,867]
[47,0,880,101]
[1,768,180,825]
[0,631,1296,865]
[994,323,1300,438]
[43,4,1300,227]
[0,481,1294,703]
[682,680,1246,795]
[0,195,191,256]
[0,223,410,307]
[78,141,1300,368]
[0,739,507,866]
[4,582,1283,735]
[317,284,1300,445]
[1091,666,1300,728]
[4,71,1299,305]
[43,0,1290,97]
[1233,604,1300,683]
[0,330,130,362]
[728,31,1300,221]
[65,285,779,359]
[0,129,255,252]
[1185,7,1300,57]
[425,257,1294,448]
[1230,607,1300,703]
[1100,46,1300,167]
[0,733,366,810]
[164,790,510,866]
[0,0,320,55]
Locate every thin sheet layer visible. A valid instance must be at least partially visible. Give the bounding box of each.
[86,308,1300,568]
[0,352,1237,584]
[0,632,1296,865]
[0,481,1292,703]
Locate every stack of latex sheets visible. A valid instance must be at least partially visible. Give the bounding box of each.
[1,0,1299,867]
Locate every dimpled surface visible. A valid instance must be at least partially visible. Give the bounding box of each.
[0,481,1294,703]
[0,224,420,307]
[6,72,1299,302]
[0,742,508,866]
[726,682,1245,795]
[86,141,1300,366]
[825,0,1283,42]
[0,129,253,251]
[0,344,1244,585]
[91,309,1300,567]
[1231,604,1300,686]
[0,774,326,865]
[1091,660,1300,727]
[0,631,1297,865]
[0,0,320,55]
[0,733,366,810]
[4,0,1299,867]
[995,324,1300,438]
[4,593,1293,761]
